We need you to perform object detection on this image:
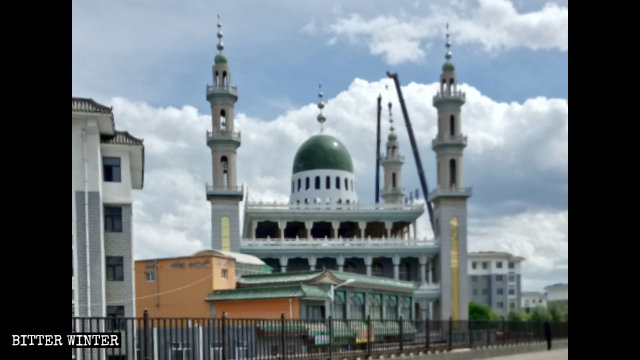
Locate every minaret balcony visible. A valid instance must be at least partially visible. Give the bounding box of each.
[428,186,472,201]
[207,129,241,142]
[433,90,465,107]
[206,84,238,97]
[381,154,405,164]
[380,187,405,198]
[206,184,244,200]
[432,135,467,149]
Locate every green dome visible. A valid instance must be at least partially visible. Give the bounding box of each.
[388,132,397,141]
[443,61,455,72]
[215,53,227,65]
[292,135,353,174]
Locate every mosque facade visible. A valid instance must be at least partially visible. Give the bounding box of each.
[206,19,470,321]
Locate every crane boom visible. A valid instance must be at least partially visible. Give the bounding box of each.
[386,72,435,235]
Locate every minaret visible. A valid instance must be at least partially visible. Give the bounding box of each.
[206,14,243,252]
[430,24,471,321]
[380,98,405,204]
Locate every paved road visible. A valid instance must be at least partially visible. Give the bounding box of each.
[483,348,568,360]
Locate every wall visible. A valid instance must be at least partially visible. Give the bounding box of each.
[136,255,236,318]
[213,298,301,319]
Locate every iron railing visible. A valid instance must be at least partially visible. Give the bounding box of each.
[71,311,568,360]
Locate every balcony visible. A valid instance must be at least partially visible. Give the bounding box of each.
[206,84,238,98]
[433,90,466,107]
[431,134,467,149]
[240,236,439,249]
[245,201,425,212]
[207,129,241,143]
[428,187,472,201]
[205,184,244,199]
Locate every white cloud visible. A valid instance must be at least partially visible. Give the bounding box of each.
[109,76,567,289]
[326,0,568,64]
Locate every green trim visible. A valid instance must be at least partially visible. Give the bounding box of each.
[206,283,329,301]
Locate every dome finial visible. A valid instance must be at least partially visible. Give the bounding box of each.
[217,13,224,53]
[317,84,326,133]
[385,84,395,135]
[445,22,452,60]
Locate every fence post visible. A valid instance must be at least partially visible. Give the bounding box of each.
[486,320,490,346]
[367,315,372,355]
[469,320,473,348]
[502,319,506,346]
[280,313,286,360]
[399,316,403,353]
[328,316,333,358]
[425,319,430,350]
[221,312,227,360]
[144,309,150,360]
[448,316,453,351]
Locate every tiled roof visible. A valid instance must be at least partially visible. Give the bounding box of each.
[238,269,416,292]
[101,130,144,146]
[205,283,329,302]
[72,97,113,114]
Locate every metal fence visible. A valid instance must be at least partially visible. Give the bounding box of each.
[71,312,568,360]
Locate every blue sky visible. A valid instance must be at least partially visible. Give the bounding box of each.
[72,0,568,294]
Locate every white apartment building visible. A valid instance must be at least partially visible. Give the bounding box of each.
[468,251,524,318]
[72,97,144,319]
[544,283,568,304]
[521,291,547,314]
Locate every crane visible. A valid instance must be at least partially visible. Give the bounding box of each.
[386,72,436,236]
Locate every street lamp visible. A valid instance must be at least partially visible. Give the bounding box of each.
[329,279,354,319]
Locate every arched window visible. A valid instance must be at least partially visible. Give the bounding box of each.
[345,178,349,190]
[220,109,227,130]
[391,146,396,156]
[305,177,310,190]
[334,291,345,319]
[385,296,398,320]
[349,293,365,320]
[326,176,331,189]
[335,176,340,189]
[222,71,227,87]
[392,172,396,187]
[298,178,301,192]
[450,159,457,188]
[346,199,350,205]
[450,115,455,136]
[215,71,220,86]
[221,156,229,187]
[368,295,382,320]
[315,176,320,190]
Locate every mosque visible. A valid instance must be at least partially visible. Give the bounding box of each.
[205,18,471,321]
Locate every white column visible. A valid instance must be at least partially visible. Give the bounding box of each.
[278,220,286,240]
[364,256,373,277]
[419,255,427,285]
[428,258,433,284]
[279,256,288,273]
[413,220,417,239]
[337,255,345,272]
[251,220,257,240]
[308,256,317,271]
[332,221,340,239]
[358,221,366,238]
[384,221,393,238]
[305,221,313,240]
[392,254,400,280]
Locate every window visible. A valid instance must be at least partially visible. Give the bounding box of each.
[385,296,397,320]
[496,261,503,268]
[221,269,228,279]
[392,172,396,187]
[103,157,121,182]
[106,306,125,331]
[508,275,515,282]
[345,178,349,190]
[334,291,345,319]
[510,302,516,309]
[367,295,382,320]
[449,159,456,188]
[471,275,477,282]
[497,288,504,295]
[106,257,124,281]
[482,262,488,269]
[104,206,123,232]
[220,109,227,130]
[508,288,515,295]
[349,293,365,319]
[307,305,325,320]
[496,275,503,281]
[335,177,340,189]
[508,262,515,269]
[145,272,156,281]
[450,115,455,136]
[326,176,331,189]
[400,297,411,320]
[472,262,477,269]
[315,176,320,189]
[305,177,310,190]
[473,289,478,295]
[497,302,504,309]
[298,179,301,192]
[482,289,488,295]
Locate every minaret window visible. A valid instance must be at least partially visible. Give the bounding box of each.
[215,71,220,86]
[336,177,340,189]
[450,115,455,136]
[391,146,396,156]
[345,178,349,190]
[392,172,397,188]
[298,179,301,192]
[305,177,310,190]
[326,176,331,189]
[222,71,228,87]
[450,159,457,188]
[220,109,227,131]
[221,156,229,187]
[315,176,320,190]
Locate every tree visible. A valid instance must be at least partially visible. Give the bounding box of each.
[507,310,524,322]
[529,306,552,322]
[469,302,498,321]
[548,302,568,322]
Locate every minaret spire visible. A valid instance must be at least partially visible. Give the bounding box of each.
[445,23,452,60]
[317,84,326,133]
[217,13,224,53]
